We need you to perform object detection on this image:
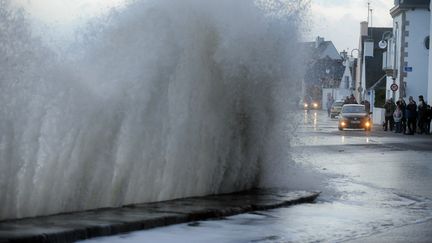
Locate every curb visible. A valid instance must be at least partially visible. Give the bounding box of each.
[0,189,320,243]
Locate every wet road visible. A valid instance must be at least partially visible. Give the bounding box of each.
[82,110,432,243]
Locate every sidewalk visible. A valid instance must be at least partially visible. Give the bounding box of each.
[0,190,319,243]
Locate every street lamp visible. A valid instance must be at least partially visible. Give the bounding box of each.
[378,31,393,49]
[324,68,335,99]
[350,49,359,58]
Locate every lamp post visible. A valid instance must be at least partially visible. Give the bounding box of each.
[325,68,334,99]
[350,49,359,93]
[379,29,398,101]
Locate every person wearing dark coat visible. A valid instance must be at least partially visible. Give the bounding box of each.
[425,105,432,135]
[417,95,427,134]
[383,99,396,131]
[349,94,357,104]
[362,100,371,114]
[396,98,407,134]
[406,96,417,135]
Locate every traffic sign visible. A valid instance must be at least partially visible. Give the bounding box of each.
[390,83,398,92]
[404,66,413,72]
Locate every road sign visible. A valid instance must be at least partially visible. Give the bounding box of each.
[390,83,399,92]
[404,66,413,72]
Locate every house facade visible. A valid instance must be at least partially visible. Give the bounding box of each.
[356,22,391,107]
[429,1,432,105]
[384,0,430,102]
[332,52,356,102]
[321,55,352,106]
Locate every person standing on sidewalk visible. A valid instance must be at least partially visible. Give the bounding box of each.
[406,96,417,135]
[417,95,427,134]
[397,97,407,134]
[361,100,371,115]
[393,104,403,133]
[326,96,334,117]
[425,105,431,135]
[383,99,396,131]
[349,94,357,104]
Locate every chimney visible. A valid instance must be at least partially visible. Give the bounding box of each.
[360,21,368,37]
[315,36,324,48]
[340,50,348,59]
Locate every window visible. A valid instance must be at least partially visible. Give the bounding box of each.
[342,106,365,113]
[425,36,430,50]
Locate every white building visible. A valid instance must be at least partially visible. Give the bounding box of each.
[321,56,355,106]
[338,56,355,100]
[383,0,430,102]
[429,1,432,105]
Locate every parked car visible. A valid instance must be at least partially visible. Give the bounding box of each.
[330,101,345,118]
[338,104,372,131]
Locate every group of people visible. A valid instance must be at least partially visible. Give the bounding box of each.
[383,95,432,135]
[343,94,358,105]
[343,94,371,113]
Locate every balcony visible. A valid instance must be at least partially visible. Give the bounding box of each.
[382,51,398,77]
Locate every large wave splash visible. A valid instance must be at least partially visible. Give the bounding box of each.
[0,0,307,220]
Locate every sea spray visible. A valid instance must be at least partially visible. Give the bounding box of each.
[0,0,308,220]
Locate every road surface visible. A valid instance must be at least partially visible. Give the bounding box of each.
[82,110,432,243]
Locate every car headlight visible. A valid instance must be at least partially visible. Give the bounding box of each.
[313,103,318,108]
[304,103,308,108]
[365,121,371,127]
[340,121,346,127]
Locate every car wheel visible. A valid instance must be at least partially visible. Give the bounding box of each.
[330,115,334,119]
[338,127,343,131]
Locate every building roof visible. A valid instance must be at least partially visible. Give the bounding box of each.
[394,0,429,4]
[301,38,342,61]
[302,41,329,58]
[391,0,430,17]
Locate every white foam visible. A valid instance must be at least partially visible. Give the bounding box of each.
[0,0,307,220]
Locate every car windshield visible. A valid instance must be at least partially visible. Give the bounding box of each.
[333,102,344,107]
[342,106,365,113]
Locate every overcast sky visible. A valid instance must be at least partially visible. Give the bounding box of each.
[12,0,394,54]
[13,0,126,21]
[310,0,394,54]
